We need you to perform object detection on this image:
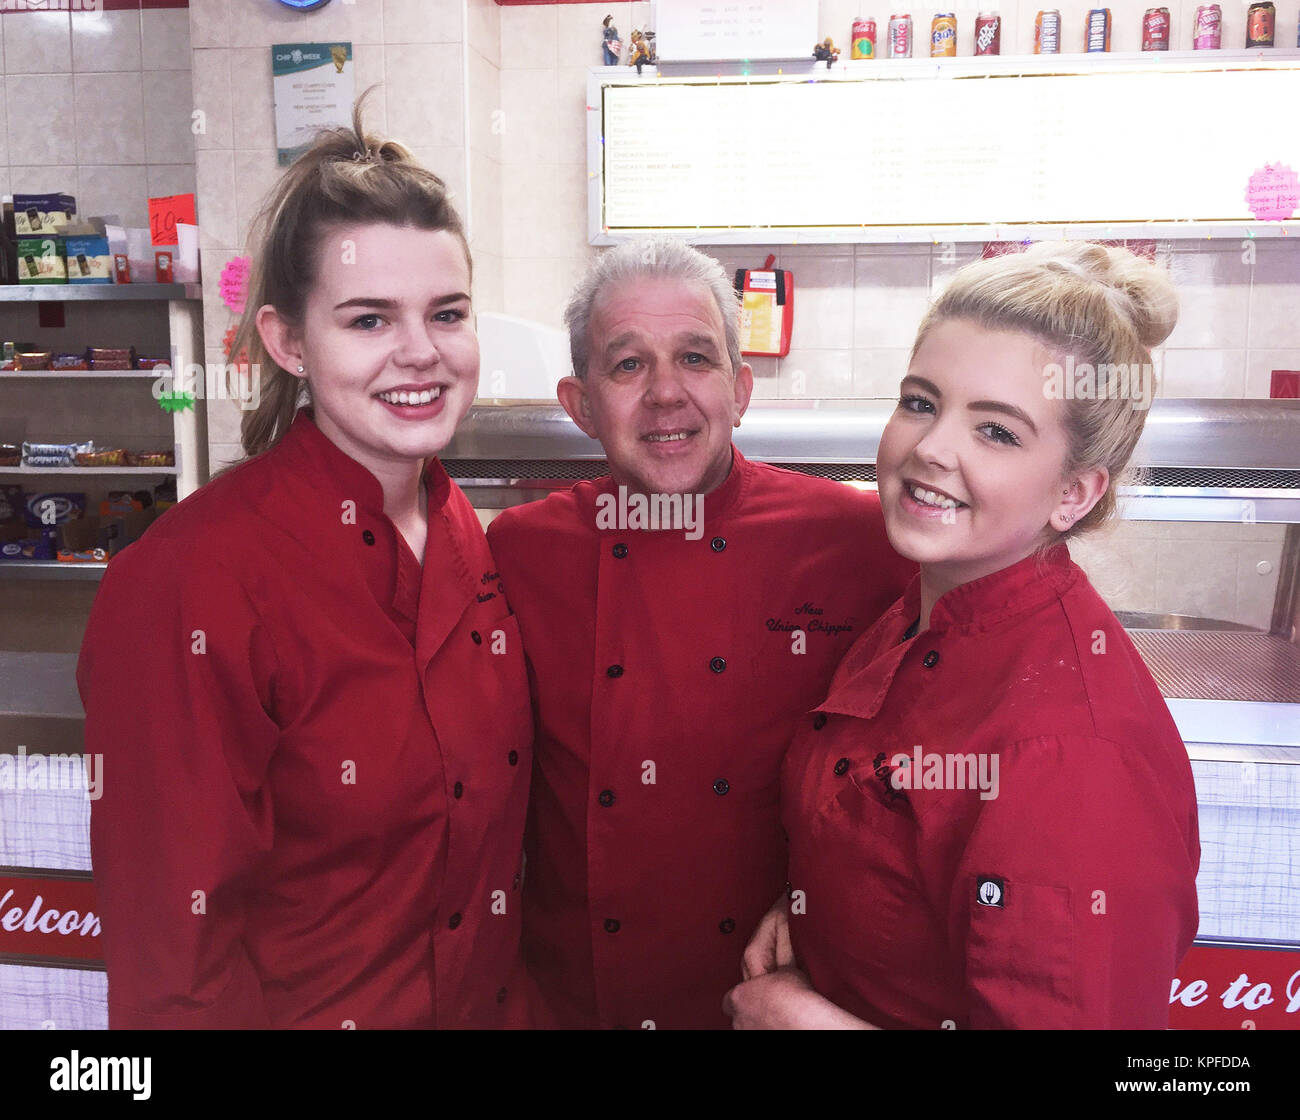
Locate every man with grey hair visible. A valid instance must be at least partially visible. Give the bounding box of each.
[488,236,913,1029]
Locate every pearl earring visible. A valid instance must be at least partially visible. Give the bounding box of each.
[296,365,305,374]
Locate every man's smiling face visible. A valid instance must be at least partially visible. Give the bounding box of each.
[560,276,752,498]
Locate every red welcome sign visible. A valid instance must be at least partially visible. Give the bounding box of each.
[0,871,103,968]
[1170,942,1300,1030]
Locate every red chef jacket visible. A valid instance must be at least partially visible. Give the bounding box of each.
[782,543,1200,1029]
[78,412,532,1029]
[487,448,915,1029]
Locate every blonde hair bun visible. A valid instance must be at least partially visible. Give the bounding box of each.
[1018,241,1179,351]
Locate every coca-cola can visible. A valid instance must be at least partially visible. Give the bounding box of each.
[851,16,878,59]
[975,12,1001,54]
[1034,10,1061,53]
[1142,7,1170,50]
[888,13,913,58]
[1192,3,1221,49]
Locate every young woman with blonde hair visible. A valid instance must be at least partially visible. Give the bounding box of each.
[78,105,532,1029]
[726,242,1200,1029]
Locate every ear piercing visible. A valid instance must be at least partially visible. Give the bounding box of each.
[296,365,305,374]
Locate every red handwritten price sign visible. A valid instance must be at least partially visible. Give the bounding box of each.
[147,193,196,248]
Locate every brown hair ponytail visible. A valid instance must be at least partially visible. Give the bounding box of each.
[229,89,470,461]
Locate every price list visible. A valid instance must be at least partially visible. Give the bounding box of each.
[601,66,1300,232]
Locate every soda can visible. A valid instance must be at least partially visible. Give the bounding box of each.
[931,12,957,56]
[975,12,1001,54]
[1034,10,1061,53]
[1245,2,1274,47]
[851,16,878,59]
[888,13,913,58]
[1142,7,1170,50]
[1192,3,1221,48]
[1086,7,1111,52]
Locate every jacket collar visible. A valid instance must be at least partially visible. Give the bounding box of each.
[820,544,1080,721]
[904,542,1079,636]
[275,409,453,517]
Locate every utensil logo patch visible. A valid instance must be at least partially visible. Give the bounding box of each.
[977,876,1004,907]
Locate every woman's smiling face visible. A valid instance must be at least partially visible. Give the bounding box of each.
[877,318,1081,591]
[291,223,479,474]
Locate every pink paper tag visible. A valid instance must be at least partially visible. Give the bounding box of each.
[219,256,251,315]
[1245,163,1299,222]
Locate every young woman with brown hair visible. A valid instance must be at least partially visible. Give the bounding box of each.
[77,105,532,1029]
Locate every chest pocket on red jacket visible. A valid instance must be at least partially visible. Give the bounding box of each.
[801,765,919,964]
[963,877,1075,1028]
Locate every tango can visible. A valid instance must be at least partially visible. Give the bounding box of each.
[888,13,913,57]
[931,12,957,56]
[1034,10,1061,53]
[1086,7,1111,52]
[975,12,1001,54]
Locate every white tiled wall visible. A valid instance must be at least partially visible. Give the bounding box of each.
[493,2,652,328]
[0,7,195,229]
[688,241,1300,407]
[467,0,502,313]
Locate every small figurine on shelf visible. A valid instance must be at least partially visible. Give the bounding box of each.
[813,37,840,68]
[602,14,622,65]
[628,29,652,75]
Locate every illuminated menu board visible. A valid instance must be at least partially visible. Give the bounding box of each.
[599,64,1300,234]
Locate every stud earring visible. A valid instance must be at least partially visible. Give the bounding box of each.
[296,365,305,374]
